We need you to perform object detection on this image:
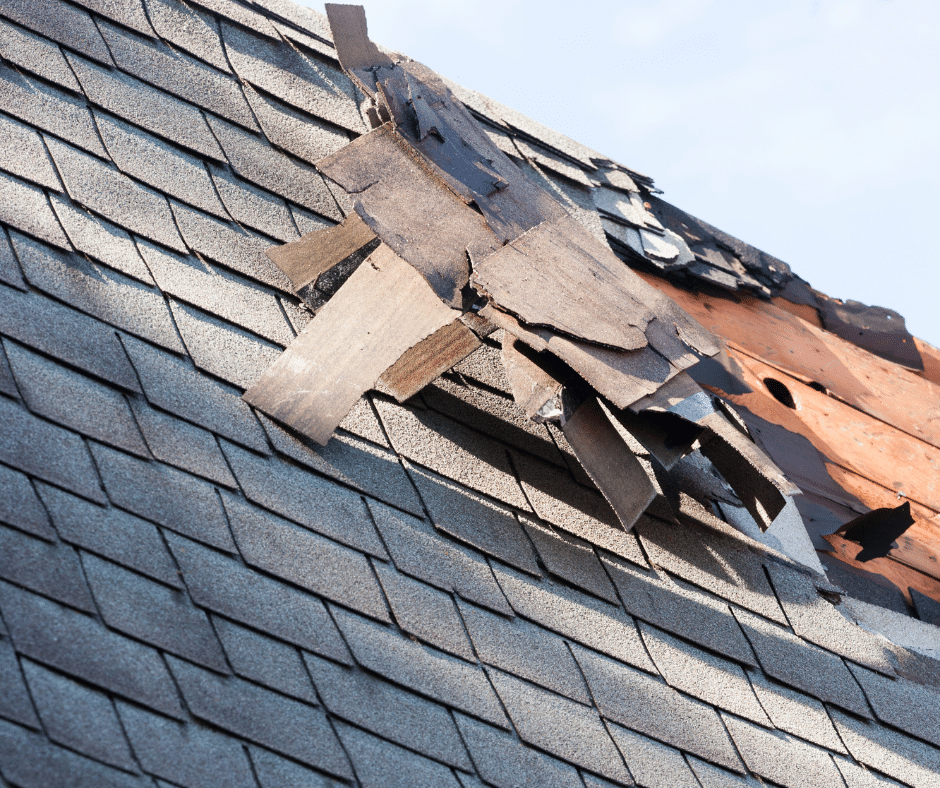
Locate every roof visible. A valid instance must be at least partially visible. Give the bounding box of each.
[0,1,939,787]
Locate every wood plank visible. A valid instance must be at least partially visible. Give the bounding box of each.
[562,396,657,532]
[266,212,376,291]
[500,335,563,419]
[244,243,459,445]
[378,318,480,402]
[323,3,393,96]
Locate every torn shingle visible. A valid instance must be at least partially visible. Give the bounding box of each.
[0,172,69,249]
[146,0,230,71]
[0,0,114,66]
[0,462,55,540]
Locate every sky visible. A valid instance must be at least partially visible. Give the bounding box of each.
[306,1,940,344]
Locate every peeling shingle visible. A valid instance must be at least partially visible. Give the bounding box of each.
[221,439,388,558]
[146,0,229,71]
[168,656,353,778]
[306,653,472,770]
[608,723,699,788]
[847,662,940,748]
[572,643,744,772]
[0,114,61,190]
[89,442,235,551]
[99,20,258,130]
[0,581,184,718]
[523,520,617,603]
[0,172,69,249]
[5,341,148,457]
[209,165,299,242]
[368,499,512,615]
[0,396,105,504]
[0,228,25,289]
[0,462,55,540]
[170,538,350,665]
[0,0,114,65]
[38,483,180,587]
[334,606,509,728]
[205,114,342,219]
[0,638,40,728]
[494,564,655,673]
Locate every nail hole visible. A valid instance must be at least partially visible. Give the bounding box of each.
[764,378,796,409]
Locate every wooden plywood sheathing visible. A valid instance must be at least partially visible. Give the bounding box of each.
[837,502,916,562]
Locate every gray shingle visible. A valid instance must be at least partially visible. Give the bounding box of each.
[171,200,294,292]
[338,395,389,446]
[169,299,282,389]
[848,662,940,748]
[523,520,617,603]
[376,398,529,511]
[166,532,350,660]
[0,114,61,190]
[722,714,845,788]
[89,442,235,551]
[603,556,756,666]
[335,722,461,788]
[0,284,141,393]
[38,483,179,586]
[835,757,907,788]
[638,622,769,724]
[493,564,655,672]
[168,656,353,778]
[368,499,512,615]
[0,228,25,289]
[250,0,333,40]
[188,0,280,37]
[487,668,632,783]
[0,396,105,503]
[687,757,762,788]
[209,165,299,242]
[0,339,15,396]
[457,597,591,704]
[82,553,228,671]
[0,23,74,88]
[0,637,39,728]
[213,616,316,702]
[221,439,388,558]
[95,112,227,217]
[221,21,365,135]
[118,701,257,788]
[128,398,237,486]
[0,717,143,788]
[249,745,337,788]
[44,136,187,253]
[224,492,389,620]
[67,52,225,160]
[306,652,472,770]
[374,562,473,660]
[204,114,342,219]
[572,643,744,772]
[766,561,896,675]
[0,581,183,717]
[911,588,940,626]
[49,194,155,283]
[21,659,135,770]
[290,202,333,235]
[73,0,156,36]
[146,0,229,71]
[99,20,258,130]
[5,340,148,457]
[333,606,509,728]
[733,607,870,717]
[0,462,55,539]
[0,0,113,65]
[0,524,94,612]
[746,668,846,753]
[0,171,69,249]
[636,517,787,624]
[608,723,699,788]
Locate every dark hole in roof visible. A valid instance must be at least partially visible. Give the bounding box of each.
[763,378,796,409]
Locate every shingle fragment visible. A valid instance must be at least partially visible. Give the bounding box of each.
[0,638,39,728]
[0,0,114,65]
[146,0,229,71]
[0,172,69,249]
[847,662,940,748]
[608,723,699,788]
[0,462,55,540]
[209,165,299,242]
[523,520,617,603]
[0,114,61,190]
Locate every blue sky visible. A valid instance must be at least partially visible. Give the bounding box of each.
[307,1,939,344]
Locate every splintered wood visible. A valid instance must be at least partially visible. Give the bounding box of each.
[501,335,563,419]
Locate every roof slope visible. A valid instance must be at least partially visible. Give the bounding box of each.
[1,1,939,787]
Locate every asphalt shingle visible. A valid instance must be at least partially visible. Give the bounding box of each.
[166,532,350,660]
[608,723,699,788]
[21,659,136,770]
[0,339,15,397]
[249,745,338,788]
[0,462,55,540]
[0,171,69,249]
[835,757,907,788]
[0,0,113,65]
[0,228,25,289]
[146,0,230,71]
[306,652,472,770]
[209,164,299,242]
[72,0,156,36]
[89,442,235,551]
[848,662,940,748]
[0,113,62,190]
[0,637,39,728]
[168,656,353,778]
[523,520,618,603]
[333,606,509,728]
[0,581,183,718]
[687,757,762,788]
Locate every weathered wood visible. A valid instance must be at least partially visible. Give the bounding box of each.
[266,213,376,291]
[501,335,563,420]
[627,371,704,414]
[378,318,481,402]
[323,3,393,97]
[244,244,459,445]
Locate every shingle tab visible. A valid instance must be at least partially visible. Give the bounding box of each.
[5,341,148,457]
[209,165,299,242]
[687,757,762,788]
[487,668,632,783]
[0,581,184,718]
[117,701,257,788]
[73,0,156,37]
[368,499,512,615]
[168,656,353,778]
[0,0,113,65]
[457,597,591,704]
[0,114,62,190]
[221,439,388,558]
[608,723,699,788]
[21,659,136,770]
[89,442,235,551]
[0,462,55,540]
[249,745,337,788]
[523,520,617,603]
[572,643,744,772]
[0,171,69,249]
[493,564,655,672]
[0,396,105,503]
[166,532,350,660]
[0,637,40,728]
[333,606,509,728]
[835,757,907,788]
[205,114,342,219]
[0,228,25,289]
[848,662,940,748]
[306,652,472,770]
[146,0,229,71]
[0,338,16,396]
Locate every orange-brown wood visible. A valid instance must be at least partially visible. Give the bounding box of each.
[771,295,823,329]
[914,337,940,387]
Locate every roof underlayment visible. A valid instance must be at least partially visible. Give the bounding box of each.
[1,1,939,787]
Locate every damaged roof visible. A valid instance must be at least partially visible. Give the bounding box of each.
[1,1,939,787]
